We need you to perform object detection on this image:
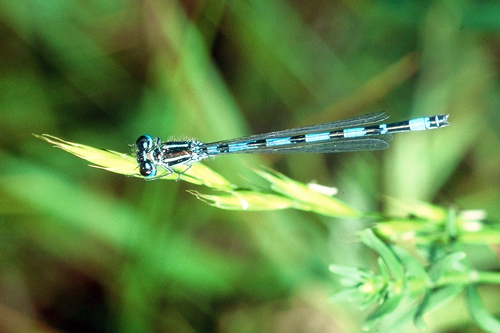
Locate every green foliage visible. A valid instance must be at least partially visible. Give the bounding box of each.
[332,222,500,332]
[37,133,500,331]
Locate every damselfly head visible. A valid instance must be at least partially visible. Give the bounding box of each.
[136,134,153,151]
[139,160,156,178]
[136,134,157,178]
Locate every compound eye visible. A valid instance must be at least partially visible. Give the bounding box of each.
[136,135,153,151]
[139,161,156,178]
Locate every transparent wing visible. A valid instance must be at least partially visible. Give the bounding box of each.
[203,134,393,155]
[206,111,389,146]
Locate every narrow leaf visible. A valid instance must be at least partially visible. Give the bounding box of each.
[35,134,234,189]
[466,285,500,333]
[361,229,404,279]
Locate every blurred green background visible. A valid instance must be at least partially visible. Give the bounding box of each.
[0,0,499,332]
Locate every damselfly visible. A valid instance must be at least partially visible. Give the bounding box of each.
[136,112,449,179]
